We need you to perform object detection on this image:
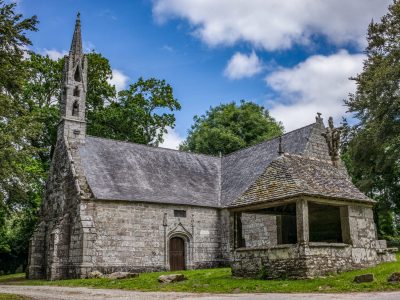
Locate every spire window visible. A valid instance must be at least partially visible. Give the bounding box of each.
[74,67,81,82]
[72,100,79,117]
[73,86,80,97]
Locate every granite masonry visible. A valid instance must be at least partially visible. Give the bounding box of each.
[27,15,397,280]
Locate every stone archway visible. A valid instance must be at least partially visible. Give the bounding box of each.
[166,226,193,270]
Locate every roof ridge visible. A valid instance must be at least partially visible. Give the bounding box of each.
[85,135,221,160]
[222,122,317,159]
[282,153,333,164]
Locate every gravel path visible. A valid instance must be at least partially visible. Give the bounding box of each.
[1,285,400,300]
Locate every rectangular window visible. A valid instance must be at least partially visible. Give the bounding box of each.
[174,210,186,218]
[308,202,343,243]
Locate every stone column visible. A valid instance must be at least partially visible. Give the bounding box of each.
[340,206,352,244]
[233,212,244,248]
[296,199,309,244]
[276,216,283,244]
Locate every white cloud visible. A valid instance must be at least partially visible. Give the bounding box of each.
[153,0,390,50]
[43,49,67,60]
[108,69,129,92]
[160,127,184,150]
[265,50,364,131]
[224,51,263,80]
[83,41,96,52]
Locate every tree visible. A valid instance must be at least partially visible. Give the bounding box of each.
[23,53,180,149]
[0,0,39,271]
[180,101,283,155]
[22,52,117,167]
[88,77,181,145]
[344,0,400,238]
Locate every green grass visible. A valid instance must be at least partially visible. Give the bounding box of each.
[0,294,31,300]
[1,253,399,294]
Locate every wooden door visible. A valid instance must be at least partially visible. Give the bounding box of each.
[169,237,185,271]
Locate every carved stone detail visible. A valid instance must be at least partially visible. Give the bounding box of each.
[322,116,342,166]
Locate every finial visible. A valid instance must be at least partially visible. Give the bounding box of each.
[316,112,323,124]
[75,12,81,25]
[278,136,284,155]
[69,12,83,59]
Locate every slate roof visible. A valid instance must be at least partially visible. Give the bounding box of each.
[79,136,221,207]
[77,121,372,207]
[221,123,320,206]
[231,154,374,207]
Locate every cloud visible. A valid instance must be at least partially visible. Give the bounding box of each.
[83,41,96,52]
[108,69,129,92]
[153,0,390,50]
[265,50,364,131]
[160,127,184,150]
[224,51,263,80]
[43,49,67,60]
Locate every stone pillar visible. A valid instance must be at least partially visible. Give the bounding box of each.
[276,216,283,244]
[340,206,352,244]
[233,212,244,248]
[296,199,309,244]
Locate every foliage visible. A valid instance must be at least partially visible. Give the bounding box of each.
[88,77,181,145]
[344,0,400,237]
[180,100,283,155]
[0,0,40,271]
[0,1,180,274]
[0,294,31,300]
[1,252,400,293]
[21,52,117,166]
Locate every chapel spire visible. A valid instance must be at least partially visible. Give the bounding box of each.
[69,12,83,63]
[58,13,87,144]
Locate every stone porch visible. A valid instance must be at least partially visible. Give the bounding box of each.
[229,197,397,278]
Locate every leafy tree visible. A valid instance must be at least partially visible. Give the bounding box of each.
[88,77,181,145]
[0,0,39,272]
[344,0,400,237]
[21,52,117,166]
[180,100,283,155]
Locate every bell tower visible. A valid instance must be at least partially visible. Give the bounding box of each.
[59,13,87,143]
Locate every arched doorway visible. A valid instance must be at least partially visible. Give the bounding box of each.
[169,237,185,271]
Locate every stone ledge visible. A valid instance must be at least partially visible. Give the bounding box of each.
[235,244,296,252]
[308,242,349,248]
[377,247,398,254]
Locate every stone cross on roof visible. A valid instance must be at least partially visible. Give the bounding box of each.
[321,116,343,167]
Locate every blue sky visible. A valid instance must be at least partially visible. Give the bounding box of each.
[16,0,391,148]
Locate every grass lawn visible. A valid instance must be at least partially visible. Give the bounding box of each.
[0,253,399,294]
[0,294,31,300]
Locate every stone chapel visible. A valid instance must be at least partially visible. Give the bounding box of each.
[27,15,396,280]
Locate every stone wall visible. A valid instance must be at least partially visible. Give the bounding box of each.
[348,205,380,266]
[231,243,386,279]
[27,136,82,280]
[82,200,229,275]
[241,213,277,248]
[230,201,396,279]
[231,245,307,278]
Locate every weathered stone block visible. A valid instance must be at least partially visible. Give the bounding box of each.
[107,272,139,280]
[158,274,186,283]
[388,272,400,283]
[353,273,374,283]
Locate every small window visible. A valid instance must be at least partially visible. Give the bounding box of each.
[72,100,79,117]
[174,210,186,218]
[74,67,81,82]
[73,86,80,97]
